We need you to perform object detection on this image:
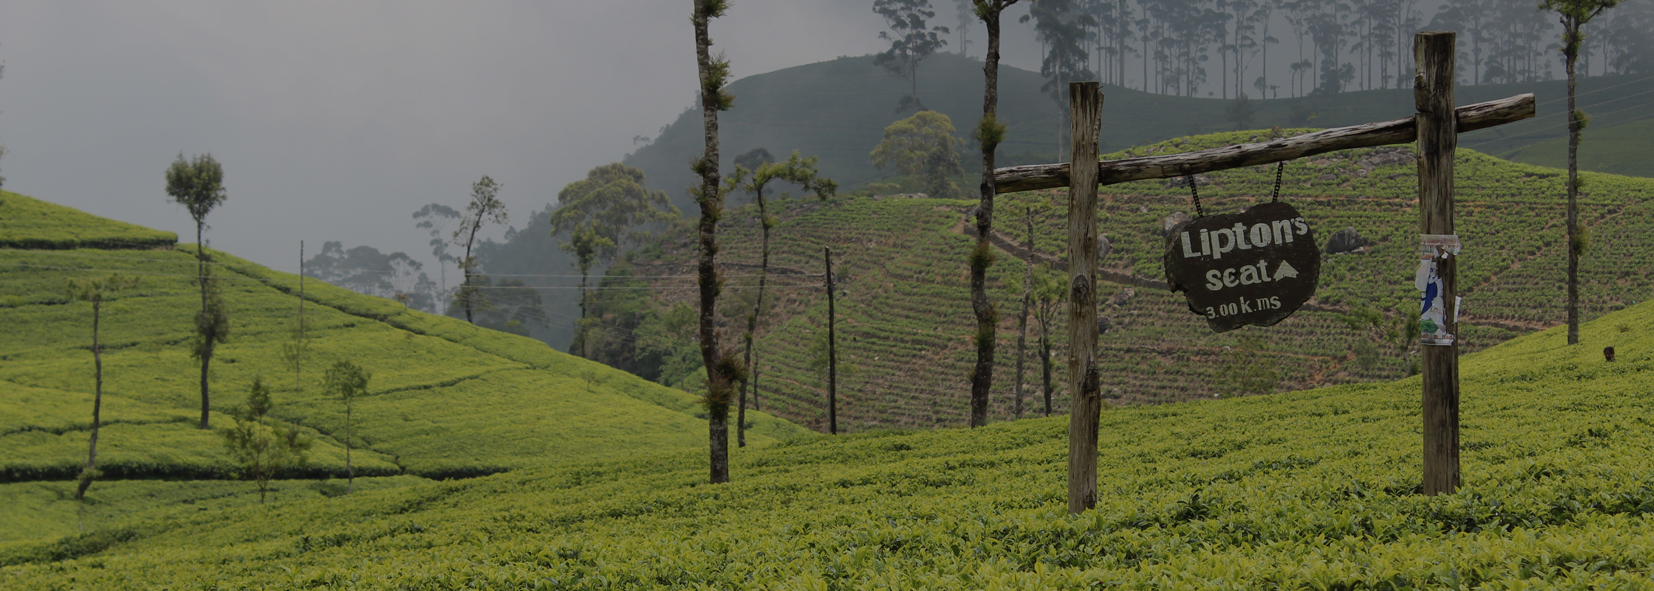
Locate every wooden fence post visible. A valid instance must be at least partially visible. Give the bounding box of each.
[1067,82,1103,515]
[825,246,838,435]
[1416,31,1461,496]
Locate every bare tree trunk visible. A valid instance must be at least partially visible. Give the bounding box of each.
[200,347,213,430]
[1416,31,1461,496]
[825,247,838,435]
[578,264,589,358]
[738,332,750,448]
[693,0,731,484]
[198,225,211,430]
[1565,29,1581,346]
[969,0,1018,428]
[346,403,354,495]
[1065,82,1103,515]
[1041,332,1054,416]
[463,226,479,325]
[739,186,776,446]
[1014,212,1033,419]
[299,240,305,390]
[75,298,103,501]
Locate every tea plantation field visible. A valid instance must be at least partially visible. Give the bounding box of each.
[4,297,1653,588]
[591,130,1654,432]
[0,191,807,541]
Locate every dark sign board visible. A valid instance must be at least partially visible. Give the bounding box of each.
[1162,202,1321,333]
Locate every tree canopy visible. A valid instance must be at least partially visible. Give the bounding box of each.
[874,0,951,112]
[870,110,965,199]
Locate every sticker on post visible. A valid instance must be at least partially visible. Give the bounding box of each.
[1416,234,1460,346]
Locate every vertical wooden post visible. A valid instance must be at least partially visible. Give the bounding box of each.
[1066,82,1103,515]
[825,246,838,435]
[1415,31,1461,496]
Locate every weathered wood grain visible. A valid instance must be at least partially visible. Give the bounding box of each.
[1066,82,1103,515]
[992,93,1535,194]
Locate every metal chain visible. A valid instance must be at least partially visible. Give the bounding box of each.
[1187,174,1205,217]
[1271,161,1285,203]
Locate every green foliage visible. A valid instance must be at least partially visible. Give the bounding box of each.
[219,377,311,503]
[10,304,1654,586]
[549,163,678,257]
[163,153,227,233]
[740,151,838,205]
[870,110,965,199]
[973,114,1008,153]
[0,190,177,249]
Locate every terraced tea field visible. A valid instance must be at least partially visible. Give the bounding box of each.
[591,130,1654,431]
[0,191,808,541]
[6,299,1653,588]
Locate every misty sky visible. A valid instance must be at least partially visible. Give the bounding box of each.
[0,1,1066,274]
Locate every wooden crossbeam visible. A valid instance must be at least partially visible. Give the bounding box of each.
[992,93,1535,194]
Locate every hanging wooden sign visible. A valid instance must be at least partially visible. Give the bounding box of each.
[1162,201,1321,333]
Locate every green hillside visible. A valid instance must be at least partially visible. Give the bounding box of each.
[0,190,176,250]
[5,295,1653,587]
[1500,117,1654,179]
[621,55,1654,218]
[499,58,1653,357]
[582,131,1654,432]
[0,191,807,541]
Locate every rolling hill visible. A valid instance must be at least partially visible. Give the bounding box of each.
[580,130,1654,433]
[0,189,808,542]
[495,54,1654,354]
[4,287,1653,587]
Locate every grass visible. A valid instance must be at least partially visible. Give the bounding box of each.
[3,298,1653,587]
[1,191,809,541]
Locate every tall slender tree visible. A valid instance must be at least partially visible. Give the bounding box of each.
[66,273,140,501]
[166,153,228,429]
[452,176,508,325]
[968,0,1021,428]
[875,0,952,112]
[1543,0,1621,345]
[324,359,369,495]
[733,151,836,446]
[692,0,743,484]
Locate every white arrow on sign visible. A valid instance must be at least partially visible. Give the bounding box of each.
[1273,261,1299,281]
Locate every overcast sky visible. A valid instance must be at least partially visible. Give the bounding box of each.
[0,1,1057,273]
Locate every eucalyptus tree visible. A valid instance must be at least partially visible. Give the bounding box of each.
[965,0,1021,428]
[166,153,228,429]
[1543,0,1622,345]
[412,203,461,295]
[1024,0,1095,154]
[452,176,508,325]
[549,163,678,354]
[733,151,836,445]
[65,273,140,501]
[874,0,952,112]
[692,0,743,485]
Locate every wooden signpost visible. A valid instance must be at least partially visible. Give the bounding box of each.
[1163,202,1322,333]
[992,32,1534,513]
